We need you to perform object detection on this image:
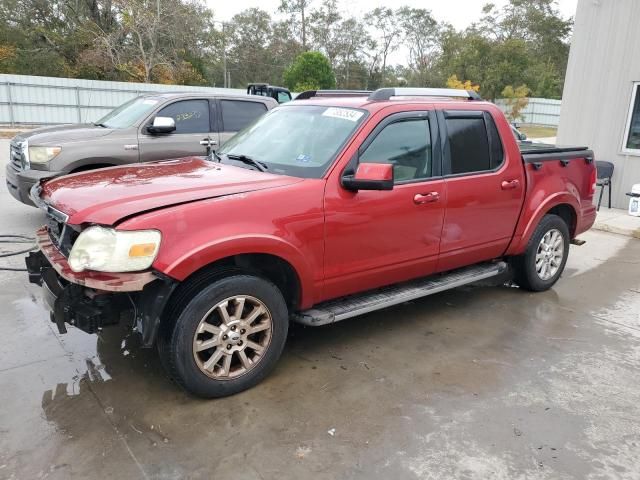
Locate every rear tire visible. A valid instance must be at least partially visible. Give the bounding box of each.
[512,214,570,292]
[158,274,288,398]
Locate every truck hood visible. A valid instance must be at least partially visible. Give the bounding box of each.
[17,124,113,144]
[41,157,303,225]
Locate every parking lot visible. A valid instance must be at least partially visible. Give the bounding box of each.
[0,138,638,480]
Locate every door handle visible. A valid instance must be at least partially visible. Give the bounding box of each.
[501,179,520,190]
[200,139,218,146]
[414,192,440,204]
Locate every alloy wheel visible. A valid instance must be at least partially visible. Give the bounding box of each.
[535,228,564,281]
[192,295,273,379]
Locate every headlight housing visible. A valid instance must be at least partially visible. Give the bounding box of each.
[68,226,161,273]
[28,146,61,164]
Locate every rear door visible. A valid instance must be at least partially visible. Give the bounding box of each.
[437,109,525,272]
[138,98,213,162]
[217,99,269,146]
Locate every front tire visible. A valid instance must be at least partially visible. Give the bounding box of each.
[512,214,570,292]
[158,274,288,398]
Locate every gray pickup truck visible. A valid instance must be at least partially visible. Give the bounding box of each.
[6,92,277,206]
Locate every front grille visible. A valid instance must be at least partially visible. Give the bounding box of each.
[45,214,77,257]
[9,140,26,172]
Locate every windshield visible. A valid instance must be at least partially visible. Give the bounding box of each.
[95,96,161,129]
[219,105,367,178]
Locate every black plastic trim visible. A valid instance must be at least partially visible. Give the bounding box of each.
[522,149,594,164]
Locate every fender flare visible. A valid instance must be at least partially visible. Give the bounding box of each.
[159,234,318,307]
[507,192,579,255]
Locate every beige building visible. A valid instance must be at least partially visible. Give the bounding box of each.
[557,0,640,209]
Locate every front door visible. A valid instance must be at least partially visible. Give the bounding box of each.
[138,98,214,162]
[323,111,446,300]
[438,109,525,271]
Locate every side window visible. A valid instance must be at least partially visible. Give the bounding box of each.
[155,99,210,134]
[277,91,291,103]
[221,100,268,132]
[360,118,432,182]
[486,114,504,169]
[445,113,503,174]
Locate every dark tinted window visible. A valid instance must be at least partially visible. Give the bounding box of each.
[486,114,504,169]
[156,99,209,134]
[446,117,491,174]
[221,100,267,132]
[626,84,640,150]
[360,118,431,182]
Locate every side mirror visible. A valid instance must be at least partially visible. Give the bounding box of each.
[147,116,176,134]
[342,163,394,191]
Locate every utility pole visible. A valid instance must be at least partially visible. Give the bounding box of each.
[222,22,227,88]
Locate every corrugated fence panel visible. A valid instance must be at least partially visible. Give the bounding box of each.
[1,74,562,127]
[494,98,561,126]
[0,74,246,125]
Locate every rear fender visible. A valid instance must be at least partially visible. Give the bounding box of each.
[506,192,580,255]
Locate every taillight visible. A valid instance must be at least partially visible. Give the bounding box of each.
[588,167,597,196]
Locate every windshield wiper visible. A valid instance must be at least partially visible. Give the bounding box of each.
[225,153,268,172]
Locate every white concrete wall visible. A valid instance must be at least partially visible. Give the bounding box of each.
[557,0,640,209]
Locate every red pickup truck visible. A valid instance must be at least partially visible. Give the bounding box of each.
[26,88,597,398]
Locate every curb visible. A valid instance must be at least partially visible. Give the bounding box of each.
[592,219,640,239]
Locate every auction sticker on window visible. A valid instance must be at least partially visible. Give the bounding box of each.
[322,107,363,122]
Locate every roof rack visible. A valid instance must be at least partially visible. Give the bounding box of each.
[368,88,482,101]
[295,90,372,100]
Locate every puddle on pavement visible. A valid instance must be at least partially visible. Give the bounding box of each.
[9,288,158,398]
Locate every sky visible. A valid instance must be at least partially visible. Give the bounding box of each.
[206,0,579,29]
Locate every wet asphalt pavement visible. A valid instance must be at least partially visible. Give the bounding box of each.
[0,139,639,479]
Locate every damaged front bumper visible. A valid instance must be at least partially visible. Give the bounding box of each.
[26,227,177,346]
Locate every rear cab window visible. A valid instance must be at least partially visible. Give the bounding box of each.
[443,110,504,175]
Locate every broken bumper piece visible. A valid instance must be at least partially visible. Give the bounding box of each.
[25,227,176,345]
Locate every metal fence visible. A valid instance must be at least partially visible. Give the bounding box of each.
[494,97,561,127]
[0,74,246,126]
[0,74,563,127]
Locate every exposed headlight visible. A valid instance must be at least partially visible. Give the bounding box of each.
[68,226,161,273]
[28,146,61,164]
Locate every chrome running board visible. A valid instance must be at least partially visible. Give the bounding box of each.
[293,261,508,326]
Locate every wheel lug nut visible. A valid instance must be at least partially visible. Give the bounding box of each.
[227,344,232,349]
[231,326,236,331]
[238,340,243,346]
[223,334,228,340]
[240,329,245,334]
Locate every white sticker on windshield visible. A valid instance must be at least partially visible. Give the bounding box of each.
[322,107,363,122]
[142,99,159,105]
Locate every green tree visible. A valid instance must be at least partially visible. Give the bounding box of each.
[225,8,274,87]
[396,7,440,87]
[501,84,530,121]
[364,7,400,87]
[283,51,335,91]
[279,0,313,51]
